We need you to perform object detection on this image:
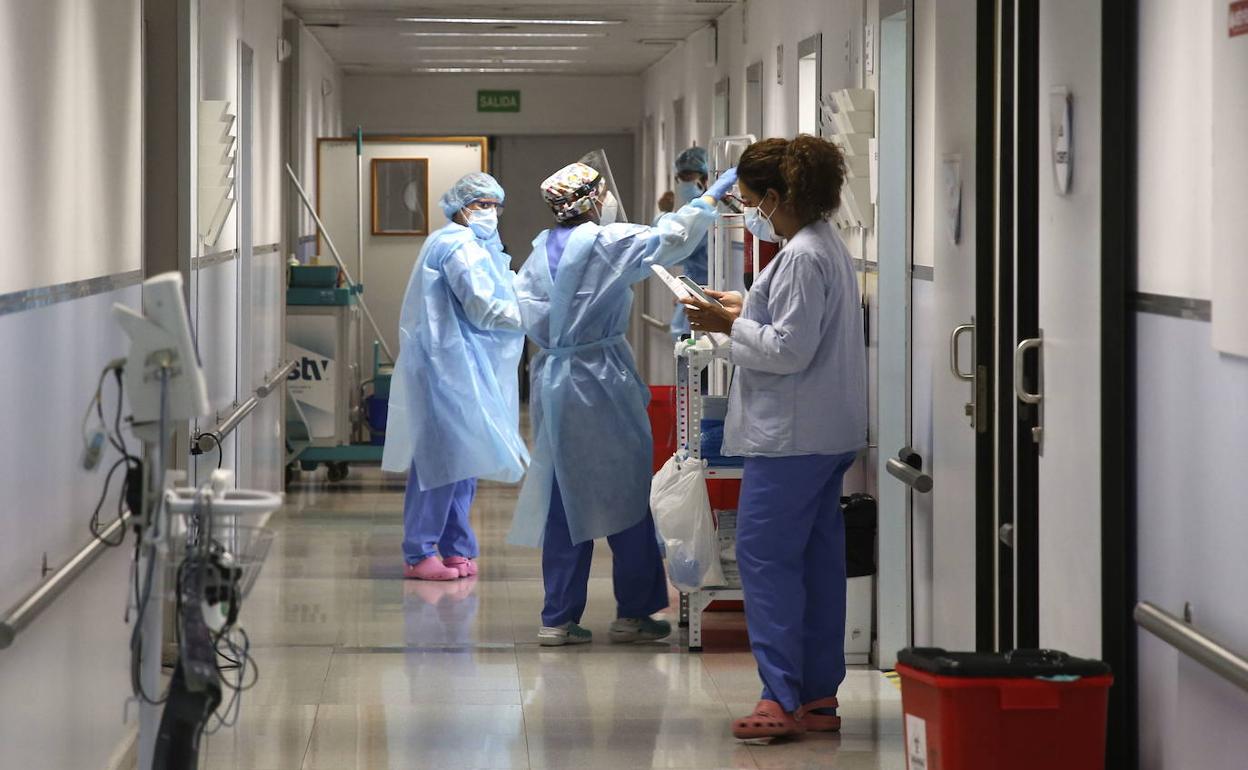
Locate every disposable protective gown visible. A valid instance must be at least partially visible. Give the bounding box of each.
[508,200,717,547]
[382,222,529,490]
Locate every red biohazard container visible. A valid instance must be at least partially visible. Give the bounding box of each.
[896,648,1112,770]
[647,386,678,473]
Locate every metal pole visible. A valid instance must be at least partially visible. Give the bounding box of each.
[355,127,367,383]
[284,163,395,363]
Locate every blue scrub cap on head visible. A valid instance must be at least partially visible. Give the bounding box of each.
[439,172,505,219]
[674,146,709,176]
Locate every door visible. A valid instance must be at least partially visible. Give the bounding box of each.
[985,0,1104,657]
[875,2,914,669]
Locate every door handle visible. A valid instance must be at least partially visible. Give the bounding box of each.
[885,447,934,493]
[1013,335,1043,405]
[950,323,975,381]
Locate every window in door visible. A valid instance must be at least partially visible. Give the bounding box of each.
[798,34,822,135]
[713,77,731,138]
[746,61,764,139]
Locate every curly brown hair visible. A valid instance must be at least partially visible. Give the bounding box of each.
[736,135,847,223]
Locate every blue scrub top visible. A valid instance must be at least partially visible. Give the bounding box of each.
[723,218,867,457]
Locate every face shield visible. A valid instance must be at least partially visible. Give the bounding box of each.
[577,149,630,224]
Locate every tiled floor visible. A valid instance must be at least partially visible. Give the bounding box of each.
[200,469,905,769]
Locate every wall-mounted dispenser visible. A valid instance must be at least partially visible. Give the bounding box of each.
[198,100,236,247]
[821,88,876,230]
[1049,86,1072,195]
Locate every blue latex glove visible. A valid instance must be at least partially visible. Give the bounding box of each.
[705,167,738,201]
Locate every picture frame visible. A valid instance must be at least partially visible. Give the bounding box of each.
[371,158,429,236]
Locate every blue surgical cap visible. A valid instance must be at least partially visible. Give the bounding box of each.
[674,146,709,176]
[438,172,505,219]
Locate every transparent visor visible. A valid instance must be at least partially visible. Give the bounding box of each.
[578,149,629,224]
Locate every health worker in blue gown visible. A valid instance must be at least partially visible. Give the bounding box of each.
[665,147,711,340]
[382,172,529,582]
[681,136,868,741]
[508,160,738,647]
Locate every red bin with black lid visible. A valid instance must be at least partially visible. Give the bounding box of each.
[896,647,1112,770]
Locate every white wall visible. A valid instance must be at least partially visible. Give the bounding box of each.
[641,0,862,204]
[0,0,143,293]
[291,16,344,247]
[344,74,643,136]
[1135,1,1248,765]
[0,1,143,767]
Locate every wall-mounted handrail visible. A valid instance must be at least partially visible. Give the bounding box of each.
[0,512,131,649]
[193,360,296,454]
[1135,601,1248,694]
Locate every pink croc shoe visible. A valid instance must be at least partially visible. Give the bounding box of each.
[404,556,459,581]
[731,700,805,741]
[442,556,478,578]
[796,697,842,733]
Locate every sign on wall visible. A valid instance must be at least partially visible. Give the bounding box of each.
[478,90,521,113]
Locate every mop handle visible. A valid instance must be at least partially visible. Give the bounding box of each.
[285,163,395,364]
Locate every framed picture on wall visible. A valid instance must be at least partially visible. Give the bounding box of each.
[371,158,429,235]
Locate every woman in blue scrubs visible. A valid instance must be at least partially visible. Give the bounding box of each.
[682,136,867,739]
[509,161,737,646]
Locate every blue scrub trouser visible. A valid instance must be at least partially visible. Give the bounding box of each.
[401,463,479,565]
[541,478,670,627]
[736,452,857,714]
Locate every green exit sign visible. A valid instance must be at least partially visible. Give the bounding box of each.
[478,90,521,113]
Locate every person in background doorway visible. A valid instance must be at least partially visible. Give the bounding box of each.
[508,160,737,646]
[681,135,868,740]
[651,190,675,225]
[383,172,529,581]
[666,146,711,340]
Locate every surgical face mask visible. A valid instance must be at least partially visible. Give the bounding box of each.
[597,192,619,226]
[675,181,704,207]
[744,199,779,243]
[464,208,498,239]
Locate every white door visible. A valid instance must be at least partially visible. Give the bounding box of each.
[1033,0,1102,658]
[875,5,913,669]
[927,0,982,652]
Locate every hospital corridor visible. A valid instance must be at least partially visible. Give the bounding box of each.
[1,1,1246,769]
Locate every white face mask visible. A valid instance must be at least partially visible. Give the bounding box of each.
[744,199,779,243]
[675,180,704,207]
[464,208,498,239]
[597,192,619,225]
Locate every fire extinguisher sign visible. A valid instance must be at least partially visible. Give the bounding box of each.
[1231,1,1248,38]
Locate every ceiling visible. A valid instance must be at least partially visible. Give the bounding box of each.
[286,1,737,76]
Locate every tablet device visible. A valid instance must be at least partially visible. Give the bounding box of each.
[677,275,723,307]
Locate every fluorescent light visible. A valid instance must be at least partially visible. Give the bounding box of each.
[401,31,607,39]
[414,58,581,65]
[398,17,621,26]
[410,45,587,52]
[411,67,548,74]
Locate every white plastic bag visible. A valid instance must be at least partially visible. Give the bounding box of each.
[650,454,726,592]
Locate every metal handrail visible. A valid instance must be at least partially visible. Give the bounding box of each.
[193,360,296,454]
[1135,601,1248,694]
[0,512,131,649]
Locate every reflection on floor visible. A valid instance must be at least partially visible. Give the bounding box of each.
[201,469,905,769]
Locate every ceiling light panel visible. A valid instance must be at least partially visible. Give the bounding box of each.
[400,31,607,38]
[397,17,622,26]
[409,46,587,51]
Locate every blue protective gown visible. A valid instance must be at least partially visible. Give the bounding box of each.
[382,222,529,490]
[507,199,717,548]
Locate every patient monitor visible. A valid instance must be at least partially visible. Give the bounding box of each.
[113,271,210,432]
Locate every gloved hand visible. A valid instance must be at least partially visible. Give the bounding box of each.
[704,167,738,201]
